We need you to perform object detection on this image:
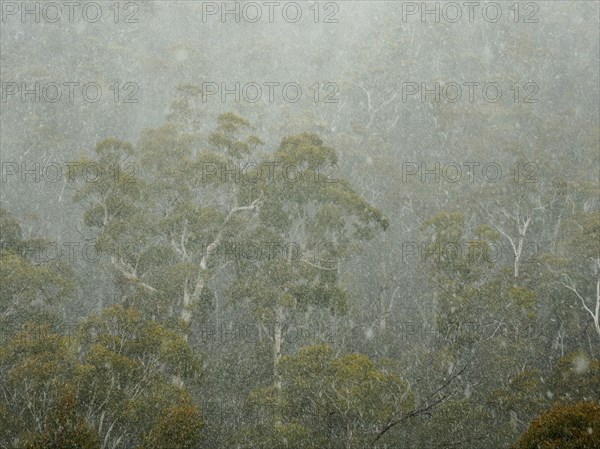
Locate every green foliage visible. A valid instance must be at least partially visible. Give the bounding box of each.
[0,209,75,340]
[71,138,142,226]
[548,352,600,403]
[0,208,24,253]
[0,323,81,448]
[237,345,414,449]
[233,422,323,449]
[23,390,101,449]
[208,112,263,159]
[566,210,600,260]
[0,306,203,449]
[488,369,548,420]
[512,401,600,449]
[78,305,202,382]
[3,9,598,449]
[140,404,204,449]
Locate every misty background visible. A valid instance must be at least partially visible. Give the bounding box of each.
[1,1,599,448]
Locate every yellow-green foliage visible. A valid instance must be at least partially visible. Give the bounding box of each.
[512,401,600,449]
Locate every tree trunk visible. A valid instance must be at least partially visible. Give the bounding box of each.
[273,305,284,390]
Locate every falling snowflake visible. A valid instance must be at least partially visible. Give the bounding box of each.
[572,354,590,374]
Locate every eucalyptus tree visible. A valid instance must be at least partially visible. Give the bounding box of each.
[70,108,387,356]
[225,131,388,387]
[0,208,76,340]
[68,112,263,335]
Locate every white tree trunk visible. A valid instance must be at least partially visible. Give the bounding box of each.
[273,305,284,390]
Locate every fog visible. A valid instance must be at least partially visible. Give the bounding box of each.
[1,2,599,448]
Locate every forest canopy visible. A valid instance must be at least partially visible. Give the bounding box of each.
[1,2,599,448]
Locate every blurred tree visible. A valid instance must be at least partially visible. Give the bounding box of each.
[512,401,600,449]
[23,390,101,449]
[0,307,203,449]
[0,208,76,340]
[235,344,414,449]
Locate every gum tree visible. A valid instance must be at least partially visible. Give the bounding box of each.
[226,132,388,388]
[69,113,264,335]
